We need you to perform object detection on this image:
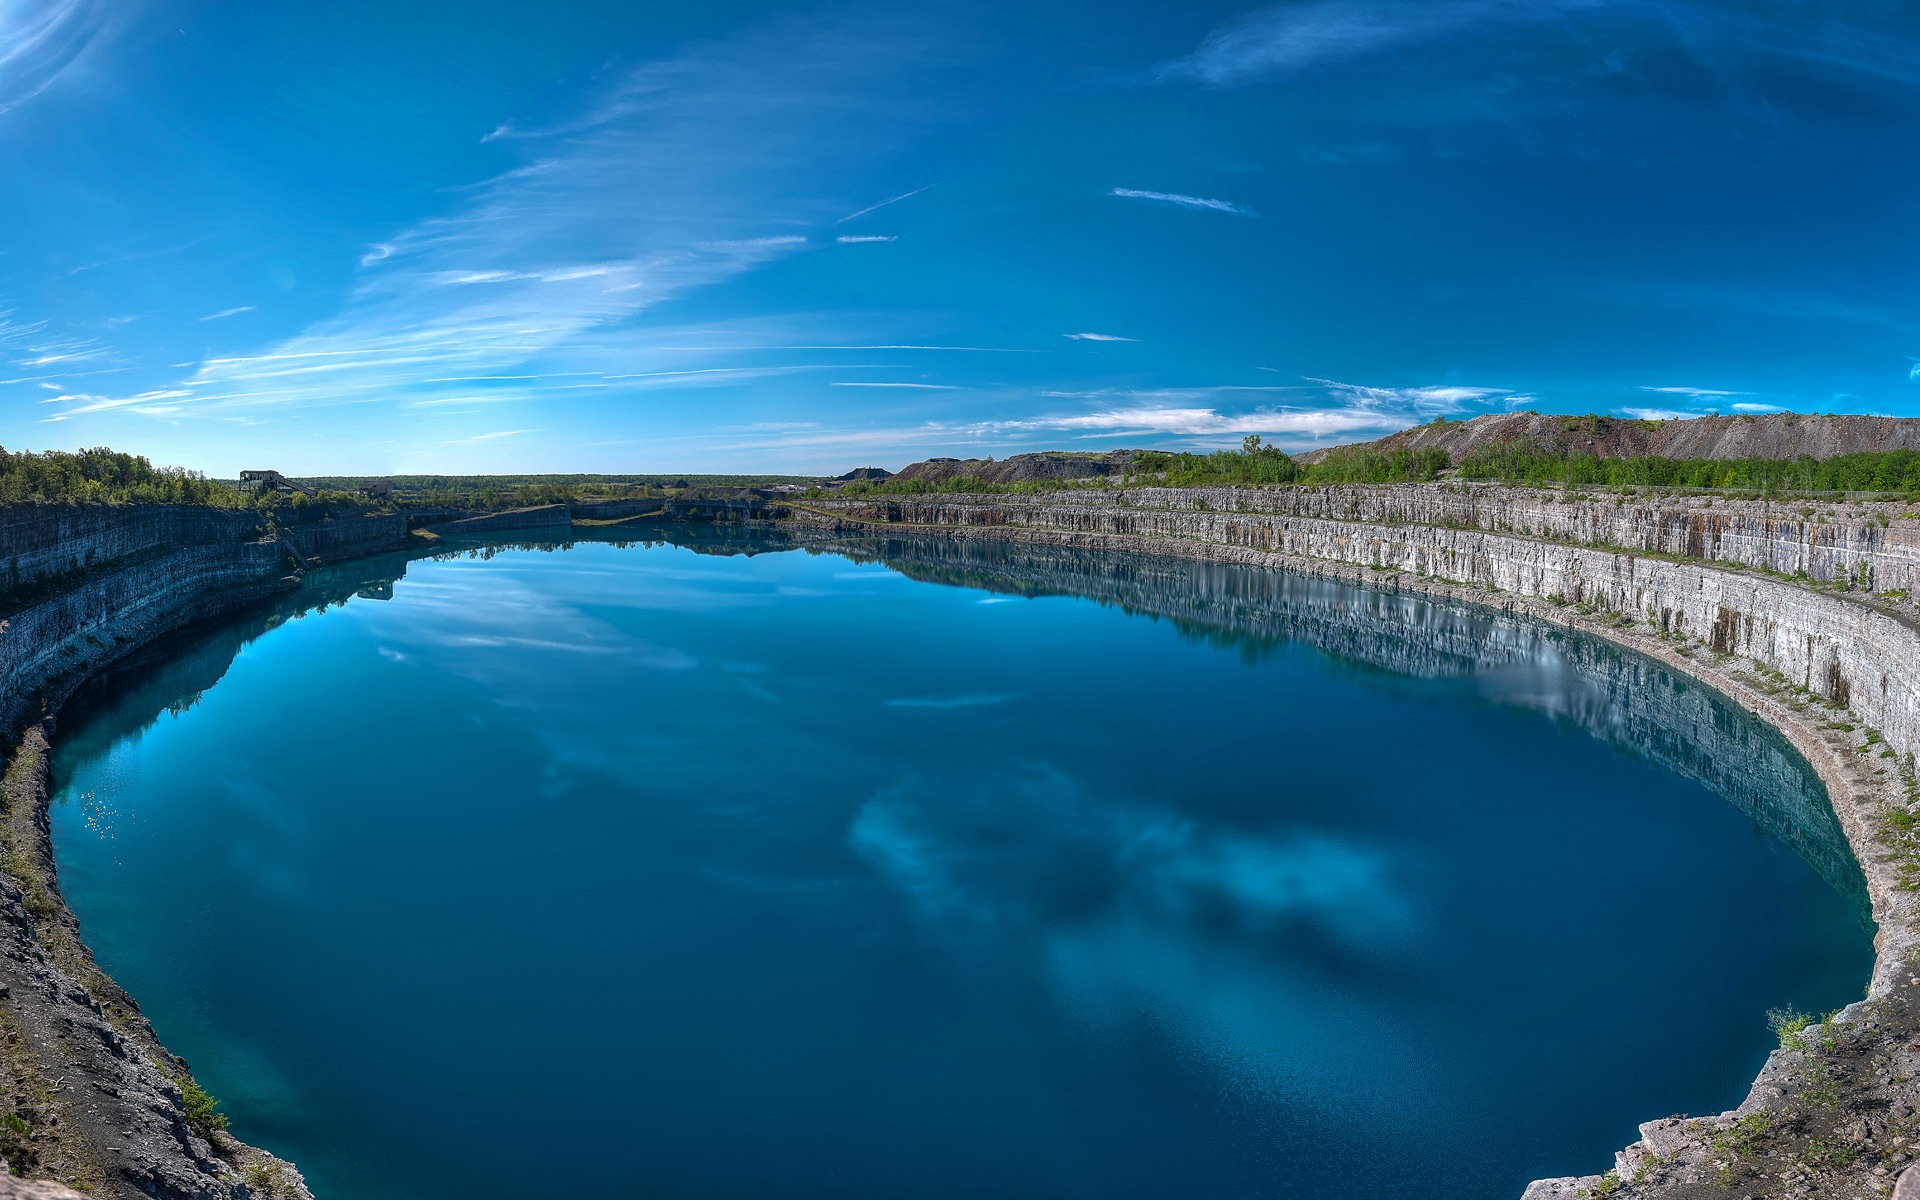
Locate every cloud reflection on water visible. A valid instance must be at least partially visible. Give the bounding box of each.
[850,765,1429,1103]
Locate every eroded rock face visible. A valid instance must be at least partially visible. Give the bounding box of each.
[0,508,331,1197]
[278,513,407,564]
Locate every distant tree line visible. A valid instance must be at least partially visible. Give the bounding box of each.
[1128,437,1453,487]
[300,473,813,511]
[1457,443,1920,494]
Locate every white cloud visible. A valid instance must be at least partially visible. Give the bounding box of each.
[978,401,1389,439]
[957,377,1524,451]
[836,235,898,244]
[1617,407,1703,421]
[1305,377,1525,413]
[1732,402,1787,414]
[1064,333,1136,342]
[1639,385,1747,398]
[1109,187,1257,217]
[199,306,255,322]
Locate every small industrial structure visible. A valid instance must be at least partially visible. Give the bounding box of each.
[356,479,392,499]
[238,469,317,497]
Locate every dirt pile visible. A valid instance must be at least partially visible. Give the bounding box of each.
[1296,412,1920,465]
[890,450,1136,485]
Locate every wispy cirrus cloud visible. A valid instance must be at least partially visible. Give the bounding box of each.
[73,12,975,424]
[1732,402,1787,413]
[1109,187,1257,216]
[1158,0,1608,87]
[1639,385,1748,399]
[0,0,106,117]
[0,314,112,371]
[831,381,957,389]
[199,306,255,322]
[836,235,897,244]
[442,428,540,445]
[1064,332,1135,342]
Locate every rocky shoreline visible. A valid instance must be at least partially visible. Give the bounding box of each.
[0,485,1914,1197]
[0,507,408,1199]
[787,486,1920,1200]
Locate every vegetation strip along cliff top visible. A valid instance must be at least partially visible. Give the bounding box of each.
[841,436,1920,498]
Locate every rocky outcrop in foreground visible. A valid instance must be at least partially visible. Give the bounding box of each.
[788,483,1920,1200]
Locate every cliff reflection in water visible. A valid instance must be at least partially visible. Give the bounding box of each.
[59,526,1869,930]
[814,532,1869,923]
[56,548,421,752]
[41,526,1878,1200]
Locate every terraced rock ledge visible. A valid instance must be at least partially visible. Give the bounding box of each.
[787,485,1920,1200]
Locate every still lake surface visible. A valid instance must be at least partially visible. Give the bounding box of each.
[49,533,1871,1200]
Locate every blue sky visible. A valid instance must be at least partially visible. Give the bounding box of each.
[2,0,1919,475]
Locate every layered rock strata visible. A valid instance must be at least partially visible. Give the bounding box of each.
[0,506,361,1198]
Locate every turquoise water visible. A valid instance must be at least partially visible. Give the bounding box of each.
[49,533,1871,1200]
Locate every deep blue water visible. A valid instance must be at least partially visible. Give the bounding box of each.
[49,534,1871,1200]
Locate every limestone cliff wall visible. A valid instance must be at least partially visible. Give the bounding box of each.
[0,542,292,733]
[0,507,263,597]
[0,509,322,1198]
[848,484,1920,590]
[278,513,407,564]
[796,486,1920,1199]
[812,489,1920,773]
[425,504,572,534]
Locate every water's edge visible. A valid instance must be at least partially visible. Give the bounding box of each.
[1,489,1914,1198]
[0,513,407,1199]
[787,494,1920,1200]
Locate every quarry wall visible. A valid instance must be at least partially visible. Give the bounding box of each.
[809,487,1920,770]
[795,485,1920,1199]
[0,489,1911,1198]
